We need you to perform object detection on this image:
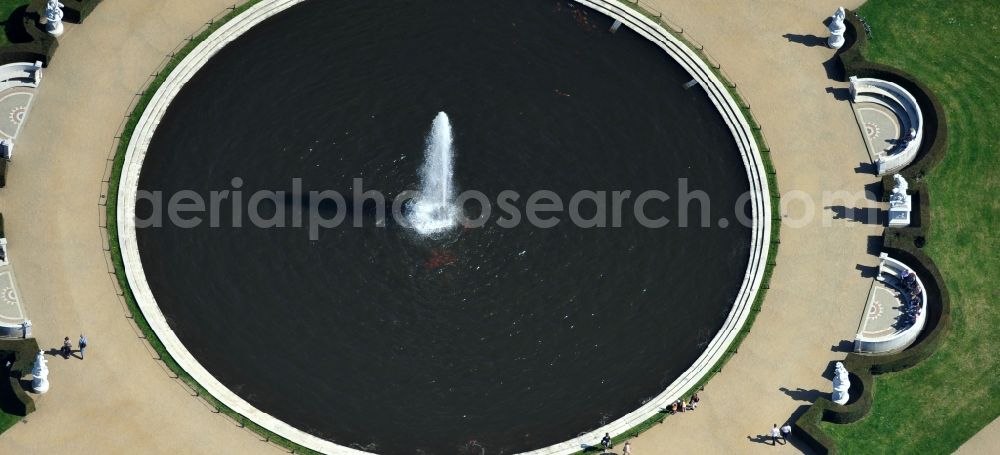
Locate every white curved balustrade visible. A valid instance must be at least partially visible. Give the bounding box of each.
[854,253,927,354]
[0,237,32,338]
[849,76,923,175]
[0,61,43,93]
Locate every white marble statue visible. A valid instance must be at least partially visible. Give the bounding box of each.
[31,350,49,394]
[828,7,847,49]
[888,173,913,227]
[892,174,910,201]
[890,174,909,206]
[832,361,850,405]
[45,0,65,37]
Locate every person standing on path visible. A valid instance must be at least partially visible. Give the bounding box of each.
[78,334,88,359]
[770,424,782,445]
[61,337,72,358]
[780,424,792,443]
[622,441,632,454]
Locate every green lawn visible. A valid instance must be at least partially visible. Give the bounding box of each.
[0,0,29,46]
[821,0,1000,453]
[0,412,21,434]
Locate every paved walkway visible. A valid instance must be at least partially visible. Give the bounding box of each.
[0,0,882,454]
[0,0,276,453]
[956,417,1000,455]
[627,0,877,453]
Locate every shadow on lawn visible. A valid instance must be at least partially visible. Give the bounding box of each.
[2,5,35,45]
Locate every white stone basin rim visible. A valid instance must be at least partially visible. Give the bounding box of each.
[522,1,771,453]
[117,1,367,453]
[115,0,772,454]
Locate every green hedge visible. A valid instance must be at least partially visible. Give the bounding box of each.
[0,338,40,417]
[795,404,838,453]
[793,12,953,454]
[60,0,102,24]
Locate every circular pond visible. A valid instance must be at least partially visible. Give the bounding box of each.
[126,0,760,453]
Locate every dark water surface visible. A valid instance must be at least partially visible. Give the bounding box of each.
[135,0,751,453]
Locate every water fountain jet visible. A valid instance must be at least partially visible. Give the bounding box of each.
[408,112,459,235]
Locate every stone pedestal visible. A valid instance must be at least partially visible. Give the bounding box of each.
[888,195,912,227]
[46,21,64,37]
[828,7,847,49]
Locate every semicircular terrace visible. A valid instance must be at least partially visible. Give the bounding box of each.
[854,252,928,354]
[113,0,772,453]
[849,76,923,176]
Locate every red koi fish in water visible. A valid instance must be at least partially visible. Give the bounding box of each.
[425,249,457,269]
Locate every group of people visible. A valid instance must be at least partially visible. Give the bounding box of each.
[592,393,703,453]
[667,391,700,414]
[898,269,923,326]
[769,423,792,445]
[60,334,88,359]
[598,433,631,454]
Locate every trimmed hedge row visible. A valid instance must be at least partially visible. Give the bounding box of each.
[793,11,953,454]
[0,338,40,417]
[60,0,102,24]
